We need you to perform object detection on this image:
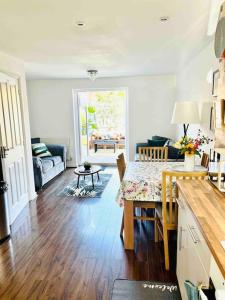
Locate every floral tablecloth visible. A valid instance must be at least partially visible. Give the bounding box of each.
[117,161,184,207]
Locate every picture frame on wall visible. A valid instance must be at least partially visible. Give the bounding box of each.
[212,69,219,97]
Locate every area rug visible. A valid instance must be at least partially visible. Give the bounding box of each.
[57,173,112,198]
[111,280,181,300]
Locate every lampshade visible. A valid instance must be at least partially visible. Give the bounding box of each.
[171,101,200,124]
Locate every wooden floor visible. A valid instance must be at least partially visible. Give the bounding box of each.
[0,168,177,300]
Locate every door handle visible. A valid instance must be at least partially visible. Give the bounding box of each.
[0,146,9,158]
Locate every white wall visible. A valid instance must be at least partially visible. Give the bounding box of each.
[176,40,218,140]
[27,75,176,165]
[0,52,36,200]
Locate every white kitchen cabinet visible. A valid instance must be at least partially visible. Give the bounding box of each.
[176,195,210,299]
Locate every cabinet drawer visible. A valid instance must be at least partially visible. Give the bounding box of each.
[210,257,225,290]
[185,206,211,274]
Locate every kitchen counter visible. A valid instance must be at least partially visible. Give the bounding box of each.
[177,179,225,279]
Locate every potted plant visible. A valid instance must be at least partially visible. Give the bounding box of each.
[174,130,212,171]
[83,161,91,171]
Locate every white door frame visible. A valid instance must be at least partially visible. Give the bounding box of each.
[72,87,129,166]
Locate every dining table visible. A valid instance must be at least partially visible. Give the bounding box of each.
[117,161,208,250]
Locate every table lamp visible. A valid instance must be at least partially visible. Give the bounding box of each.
[171,101,200,137]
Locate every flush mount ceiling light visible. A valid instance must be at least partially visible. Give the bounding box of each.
[160,16,169,22]
[87,70,98,81]
[76,21,86,27]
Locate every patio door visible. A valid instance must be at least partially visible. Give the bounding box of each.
[0,76,28,225]
[78,104,88,162]
[74,89,128,165]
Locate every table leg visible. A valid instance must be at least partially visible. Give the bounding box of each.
[97,172,100,181]
[91,174,94,189]
[124,200,134,250]
[77,175,80,188]
[84,175,85,180]
[94,144,97,153]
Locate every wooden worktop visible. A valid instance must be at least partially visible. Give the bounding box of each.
[177,179,225,279]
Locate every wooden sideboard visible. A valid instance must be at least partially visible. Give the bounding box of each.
[176,180,225,300]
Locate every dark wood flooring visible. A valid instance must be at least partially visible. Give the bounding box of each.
[0,168,177,300]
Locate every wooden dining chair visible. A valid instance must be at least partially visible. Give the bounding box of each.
[201,152,210,168]
[155,170,208,270]
[138,146,168,162]
[117,153,126,182]
[117,153,126,237]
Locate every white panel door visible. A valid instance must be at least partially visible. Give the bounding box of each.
[0,77,28,225]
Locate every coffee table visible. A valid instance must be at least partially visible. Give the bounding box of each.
[93,139,119,153]
[74,166,102,189]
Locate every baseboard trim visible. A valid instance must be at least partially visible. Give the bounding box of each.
[29,191,37,201]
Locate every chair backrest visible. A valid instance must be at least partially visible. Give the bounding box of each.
[201,152,210,168]
[117,153,126,182]
[161,170,208,227]
[138,146,168,162]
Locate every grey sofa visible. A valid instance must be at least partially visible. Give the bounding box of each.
[31,138,66,190]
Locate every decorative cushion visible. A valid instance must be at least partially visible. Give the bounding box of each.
[136,142,148,153]
[152,135,169,142]
[42,156,62,166]
[168,146,184,160]
[147,139,166,147]
[42,159,54,173]
[32,143,52,158]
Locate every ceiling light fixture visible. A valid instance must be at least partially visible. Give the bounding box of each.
[76,21,86,27]
[87,70,98,81]
[160,16,169,22]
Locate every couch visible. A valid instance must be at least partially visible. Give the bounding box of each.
[135,135,184,161]
[31,138,67,190]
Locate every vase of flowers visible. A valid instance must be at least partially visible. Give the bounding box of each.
[174,130,212,171]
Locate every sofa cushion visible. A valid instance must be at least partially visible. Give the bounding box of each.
[42,159,54,173]
[136,142,148,154]
[152,135,169,142]
[42,156,62,166]
[168,145,184,160]
[32,143,52,158]
[147,139,166,147]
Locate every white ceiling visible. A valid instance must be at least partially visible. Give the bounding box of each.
[0,0,213,79]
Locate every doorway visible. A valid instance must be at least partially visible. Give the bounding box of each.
[74,89,128,165]
[0,73,29,225]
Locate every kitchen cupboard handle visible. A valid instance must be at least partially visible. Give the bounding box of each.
[179,226,186,251]
[188,225,200,244]
[179,227,182,251]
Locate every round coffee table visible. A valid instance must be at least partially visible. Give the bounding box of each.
[74,166,102,189]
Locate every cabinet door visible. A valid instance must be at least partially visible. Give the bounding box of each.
[176,202,188,300]
[186,224,209,289]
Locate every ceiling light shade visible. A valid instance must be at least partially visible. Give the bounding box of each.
[87,70,98,81]
[171,101,200,125]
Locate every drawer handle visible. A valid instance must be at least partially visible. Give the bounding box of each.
[177,198,184,209]
[188,225,200,244]
[179,226,186,251]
